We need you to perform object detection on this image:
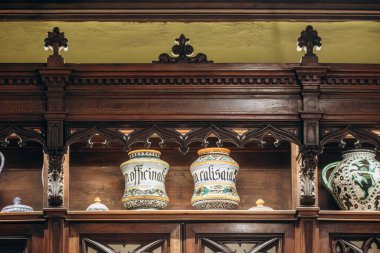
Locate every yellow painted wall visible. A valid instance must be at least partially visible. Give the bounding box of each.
[0,21,379,63]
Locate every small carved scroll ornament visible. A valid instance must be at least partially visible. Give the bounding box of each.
[154,34,213,63]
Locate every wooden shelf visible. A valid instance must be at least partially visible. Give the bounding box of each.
[66,210,297,221]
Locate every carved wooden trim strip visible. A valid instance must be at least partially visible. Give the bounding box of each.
[323,78,380,85]
[321,125,380,149]
[69,76,297,86]
[0,78,39,85]
[0,125,46,148]
[65,124,300,154]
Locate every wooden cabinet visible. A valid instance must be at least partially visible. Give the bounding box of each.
[0,56,379,252]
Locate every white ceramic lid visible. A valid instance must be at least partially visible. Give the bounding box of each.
[1,197,34,212]
[248,199,274,211]
[86,197,110,211]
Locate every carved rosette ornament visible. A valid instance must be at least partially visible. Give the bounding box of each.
[299,145,323,206]
[44,27,68,67]
[47,149,65,207]
[154,34,213,63]
[297,25,322,66]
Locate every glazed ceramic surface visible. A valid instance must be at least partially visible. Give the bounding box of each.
[86,197,109,211]
[190,147,240,210]
[0,151,4,176]
[1,197,33,212]
[248,199,274,211]
[322,149,380,211]
[120,149,169,210]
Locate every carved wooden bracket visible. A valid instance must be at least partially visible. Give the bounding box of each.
[44,27,68,67]
[299,145,322,206]
[297,25,322,66]
[47,149,65,207]
[153,34,213,63]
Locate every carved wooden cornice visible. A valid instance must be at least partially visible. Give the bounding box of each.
[0,2,379,21]
[0,64,379,87]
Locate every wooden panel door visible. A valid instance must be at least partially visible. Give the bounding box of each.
[185,223,295,253]
[69,222,181,253]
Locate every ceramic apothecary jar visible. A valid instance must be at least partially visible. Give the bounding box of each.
[322,149,380,211]
[120,149,170,210]
[190,147,240,210]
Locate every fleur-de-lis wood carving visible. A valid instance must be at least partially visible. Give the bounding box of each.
[297,25,322,66]
[44,27,68,67]
[154,34,213,63]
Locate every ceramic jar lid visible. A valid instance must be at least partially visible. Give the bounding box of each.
[248,199,274,211]
[1,197,34,212]
[86,197,109,211]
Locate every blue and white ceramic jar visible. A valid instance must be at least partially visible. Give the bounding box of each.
[120,149,169,210]
[190,148,240,210]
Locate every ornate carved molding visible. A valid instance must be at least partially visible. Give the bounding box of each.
[65,124,300,154]
[297,25,322,66]
[153,34,213,63]
[0,78,40,85]
[321,125,380,149]
[70,76,297,86]
[323,77,380,85]
[299,145,322,206]
[47,149,64,207]
[0,125,46,148]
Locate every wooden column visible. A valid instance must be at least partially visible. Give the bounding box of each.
[43,208,68,253]
[295,28,325,252]
[40,68,71,208]
[296,207,320,253]
[40,67,71,253]
[296,66,326,207]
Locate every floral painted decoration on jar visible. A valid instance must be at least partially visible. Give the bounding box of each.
[190,147,240,210]
[120,149,169,210]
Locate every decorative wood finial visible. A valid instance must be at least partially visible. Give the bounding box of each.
[44,27,68,67]
[297,25,322,66]
[153,34,213,64]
